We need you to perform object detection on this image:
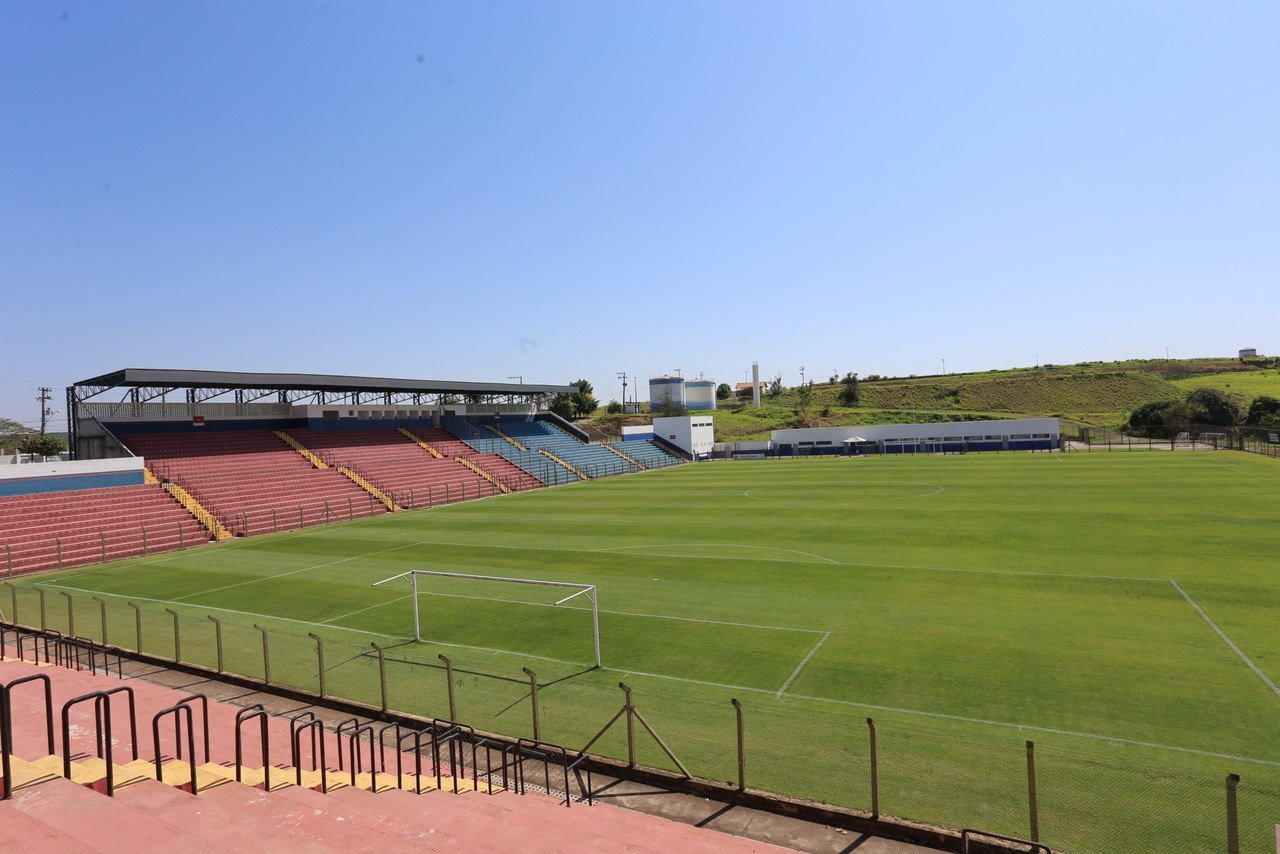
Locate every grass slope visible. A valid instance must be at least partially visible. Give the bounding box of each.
[15,452,1280,852]
[596,357,1280,440]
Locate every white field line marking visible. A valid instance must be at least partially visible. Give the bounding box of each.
[43,584,412,643]
[50,510,407,584]
[418,537,1167,582]
[322,594,413,625]
[1186,454,1280,485]
[412,590,826,634]
[743,483,944,501]
[170,540,435,602]
[776,631,831,697]
[593,543,840,565]
[1170,580,1280,699]
[39,583,1280,769]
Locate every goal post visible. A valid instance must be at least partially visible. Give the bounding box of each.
[372,570,601,666]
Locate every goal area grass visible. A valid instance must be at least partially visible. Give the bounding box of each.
[13,450,1280,852]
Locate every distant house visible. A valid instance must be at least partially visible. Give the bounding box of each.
[735,381,767,392]
[1240,348,1258,359]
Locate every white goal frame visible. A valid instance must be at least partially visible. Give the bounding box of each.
[372,569,601,666]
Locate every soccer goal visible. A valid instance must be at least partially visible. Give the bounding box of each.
[1197,432,1228,449]
[1174,431,1194,448]
[372,570,601,666]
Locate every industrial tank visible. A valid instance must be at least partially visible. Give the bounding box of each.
[684,380,717,411]
[648,376,685,410]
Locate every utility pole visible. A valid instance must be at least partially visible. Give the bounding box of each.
[799,366,805,386]
[36,387,53,435]
[617,372,628,411]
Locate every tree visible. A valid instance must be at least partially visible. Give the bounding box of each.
[569,379,597,419]
[1245,395,1280,427]
[715,383,732,401]
[606,400,624,414]
[768,374,783,398]
[549,393,575,420]
[18,434,64,457]
[0,416,35,449]
[1185,388,1240,427]
[1127,401,1173,431]
[838,372,859,405]
[654,392,688,418]
[797,381,814,414]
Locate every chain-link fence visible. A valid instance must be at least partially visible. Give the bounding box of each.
[1063,420,1280,460]
[5,584,1275,853]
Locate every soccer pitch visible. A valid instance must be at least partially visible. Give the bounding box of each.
[12,451,1280,852]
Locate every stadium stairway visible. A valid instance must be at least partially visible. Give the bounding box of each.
[0,654,795,853]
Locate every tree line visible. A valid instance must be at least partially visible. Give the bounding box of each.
[1125,389,1280,435]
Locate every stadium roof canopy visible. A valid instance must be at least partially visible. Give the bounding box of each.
[70,368,574,405]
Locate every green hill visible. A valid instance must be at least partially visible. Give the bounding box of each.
[591,356,1280,441]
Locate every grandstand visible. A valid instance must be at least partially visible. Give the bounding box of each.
[0,369,689,576]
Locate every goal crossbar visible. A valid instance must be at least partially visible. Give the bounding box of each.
[372,570,601,666]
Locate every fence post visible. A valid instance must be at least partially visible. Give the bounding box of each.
[37,586,47,630]
[5,544,10,577]
[254,624,271,684]
[56,538,62,570]
[1026,740,1040,842]
[299,506,304,529]
[165,608,181,662]
[101,531,107,564]
[178,521,183,549]
[439,654,457,720]
[621,682,636,767]
[4,581,17,623]
[309,633,326,697]
[142,526,148,556]
[60,591,74,637]
[371,642,387,711]
[92,596,107,644]
[128,601,142,650]
[272,507,278,533]
[523,667,540,741]
[208,615,223,673]
[1226,773,1240,854]
[731,698,746,791]
[868,718,880,818]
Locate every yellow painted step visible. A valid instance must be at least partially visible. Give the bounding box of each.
[538,448,589,480]
[273,431,328,468]
[458,457,511,494]
[200,762,296,791]
[3,755,62,791]
[397,427,443,458]
[603,443,646,470]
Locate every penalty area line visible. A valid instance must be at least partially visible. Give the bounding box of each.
[1170,580,1280,700]
[776,631,831,698]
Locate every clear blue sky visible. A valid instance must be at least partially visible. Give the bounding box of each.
[3,2,1276,427]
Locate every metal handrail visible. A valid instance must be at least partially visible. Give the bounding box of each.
[234,705,271,791]
[152,703,198,795]
[3,673,55,758]
[377,721,401,774]
[515,738,592,807]
[174,694,210,765]
[431,718,476,795]
[288,710,318,769]
[61,691,114,796]
[291,718,328,793]
[345,722,376,789]
[333,716,360,771]
[395,728,431,794]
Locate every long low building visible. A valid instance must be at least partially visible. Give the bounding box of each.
[771,417,1060,455]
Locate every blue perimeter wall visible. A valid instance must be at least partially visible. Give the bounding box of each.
[0,471,143,497]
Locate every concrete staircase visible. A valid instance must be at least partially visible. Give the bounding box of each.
[0,654,790,853]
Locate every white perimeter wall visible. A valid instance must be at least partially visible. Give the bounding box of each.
[773,417,1060,446]
[653,415,715,458]
[0,456,144,482]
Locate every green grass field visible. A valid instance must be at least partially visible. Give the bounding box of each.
[10,451,1280,852]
